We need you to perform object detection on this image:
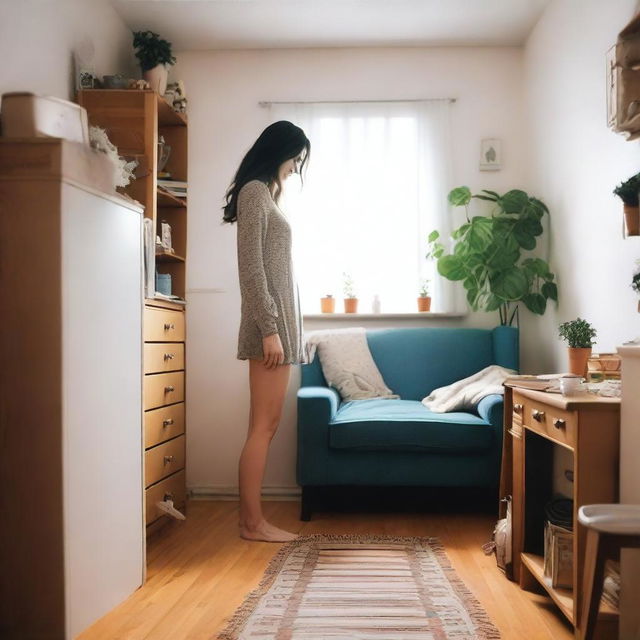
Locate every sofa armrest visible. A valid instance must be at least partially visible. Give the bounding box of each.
[296,386,340,486]
[476,393,504,427]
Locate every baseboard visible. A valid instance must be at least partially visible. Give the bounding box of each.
[189,485,301,501]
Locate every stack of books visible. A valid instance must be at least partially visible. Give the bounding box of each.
[504,373,581,392]
[158,179,187,199]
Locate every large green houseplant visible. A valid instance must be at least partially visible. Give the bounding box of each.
[132,30,176,95]
[427,186,558,326]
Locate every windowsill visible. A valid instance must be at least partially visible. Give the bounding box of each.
[303,312,467,320]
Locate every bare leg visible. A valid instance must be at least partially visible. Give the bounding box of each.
[238,359,298,542]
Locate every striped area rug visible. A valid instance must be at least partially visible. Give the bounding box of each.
[218,535,500,639]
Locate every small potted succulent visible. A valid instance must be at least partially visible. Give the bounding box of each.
[132,30,177,96]
[558,318,597,377]
[417,278,431,312]
[320,293,335,313]
[342,272,358,313]
[613,171,640,236]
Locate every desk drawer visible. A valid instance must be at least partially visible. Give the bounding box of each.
[145,402,185,449]
[145,435,185,487]
[144,343,185,374]
[144,307,185,342]
[145,469,186,525]
[521,397,576,449]
[144,371,184,410]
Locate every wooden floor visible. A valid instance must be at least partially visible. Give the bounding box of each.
[78,500,574,640]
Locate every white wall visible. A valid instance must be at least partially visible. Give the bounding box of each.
[523,0,640,373]
[174,47,530,495]
[0,0,136,103]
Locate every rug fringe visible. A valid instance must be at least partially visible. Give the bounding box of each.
[216,534,501,640]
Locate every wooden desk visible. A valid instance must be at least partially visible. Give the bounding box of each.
[500,385,620,636]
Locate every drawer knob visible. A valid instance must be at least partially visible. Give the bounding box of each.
[553,418,566,429]
[164,385,175,393]
[164,323,175,331]
[164,353,175,361]
[514,403,523,414]
[162,418,174,427]
[532,409,545,422]
[164,455,175,464]
[164,491,174,501]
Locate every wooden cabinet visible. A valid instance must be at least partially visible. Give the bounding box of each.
[0,138,144,639]
[501,385,620,637]
[77,89,189,539]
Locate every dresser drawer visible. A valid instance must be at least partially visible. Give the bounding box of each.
[521,396,576,449]
[144,307,185,342]
[144,343,185,374]
[145,435,185,487]
[145,469,186,525]
[145,402,185,449]
[144,371,184,410]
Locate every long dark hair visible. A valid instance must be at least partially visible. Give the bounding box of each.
[222,121,310,223]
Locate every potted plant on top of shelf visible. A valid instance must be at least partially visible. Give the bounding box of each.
[613,171,640,236]
[558,317,597,378]
[132,30,176,96]
[427,186,558,326]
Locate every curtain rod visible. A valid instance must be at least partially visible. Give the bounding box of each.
[259,98,456,107]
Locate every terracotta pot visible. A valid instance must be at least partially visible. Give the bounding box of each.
[143,64,168,95]
[344,298,358,313]
[568,347,592,378]
[417,296,431,312]
[320,296,335,313]
[624,204,640,236]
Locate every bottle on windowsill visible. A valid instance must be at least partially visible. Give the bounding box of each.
[372,294,381,313]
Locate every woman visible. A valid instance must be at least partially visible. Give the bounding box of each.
[223,121,310,542]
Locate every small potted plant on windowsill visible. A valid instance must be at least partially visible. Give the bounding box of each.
[132,30,177,96]
[320,293,335,313]
[558,317,597,378]
[342,272,358,313]
[417,278,431,312]
[613,172,640,236]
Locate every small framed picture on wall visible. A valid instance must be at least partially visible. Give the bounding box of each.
[480,138,502,171]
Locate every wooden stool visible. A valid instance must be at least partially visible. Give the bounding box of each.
[578,504,640,640]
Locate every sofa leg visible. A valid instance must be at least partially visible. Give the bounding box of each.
[300,487,313,521]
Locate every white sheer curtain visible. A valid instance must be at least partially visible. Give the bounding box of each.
[267,100,461,314]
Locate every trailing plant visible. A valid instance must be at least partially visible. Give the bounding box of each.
[558,318,597,348]
[632,260,640,296]
[427,186,558,326]
[613,171,640,207]
[419,278,430,297]
[133,30,176,71]
[342,272,356,298]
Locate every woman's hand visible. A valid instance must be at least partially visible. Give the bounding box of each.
[262,333,285,369]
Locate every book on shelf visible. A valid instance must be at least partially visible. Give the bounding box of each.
[153,291,186,305]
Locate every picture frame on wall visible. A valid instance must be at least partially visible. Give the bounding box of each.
[480,138,501,171]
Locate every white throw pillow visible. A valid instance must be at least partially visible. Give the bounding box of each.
[306,328,399,402]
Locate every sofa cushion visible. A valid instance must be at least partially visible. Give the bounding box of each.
[329,399,494,453]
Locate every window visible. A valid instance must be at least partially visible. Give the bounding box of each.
[267,100,458,314]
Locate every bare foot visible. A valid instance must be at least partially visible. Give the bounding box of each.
[239,519,299,542]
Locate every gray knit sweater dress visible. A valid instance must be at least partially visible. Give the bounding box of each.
[236,180,307,365]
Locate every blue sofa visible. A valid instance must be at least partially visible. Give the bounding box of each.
[296,326,519,520]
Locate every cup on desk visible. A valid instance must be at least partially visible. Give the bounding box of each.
[560,377,584,396]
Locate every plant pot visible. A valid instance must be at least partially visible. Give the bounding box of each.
[624,204,640,236]
[143,64,168,95]
[320,296,335,313]
[568,347,592,378]
[417,296,431,312]
[344,298,358,313]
